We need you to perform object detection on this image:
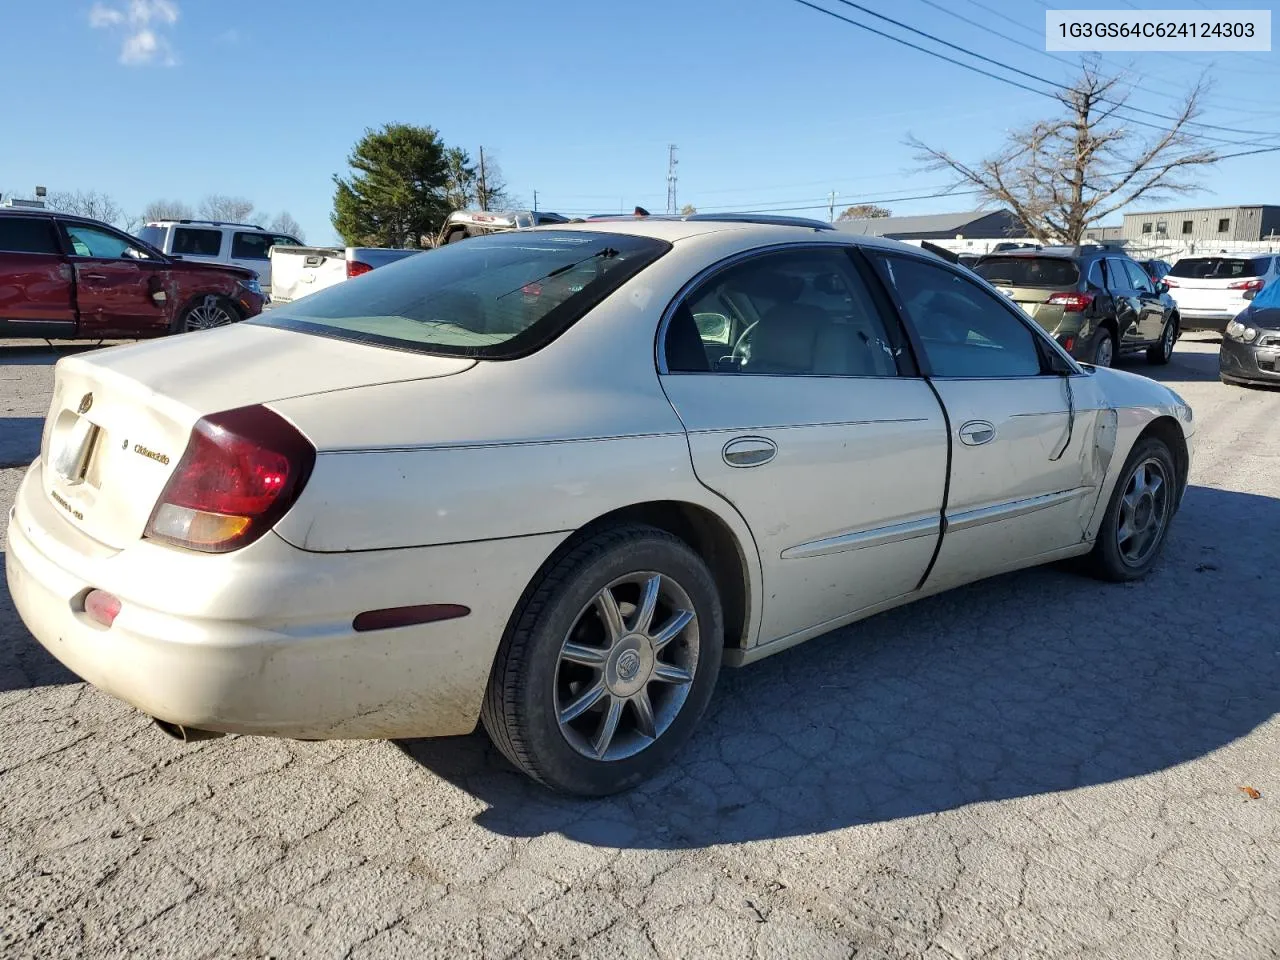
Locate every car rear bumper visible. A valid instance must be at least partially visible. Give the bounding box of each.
[1219,336,1280,385]
[5,461,563,740]
[1173,303,1248,331]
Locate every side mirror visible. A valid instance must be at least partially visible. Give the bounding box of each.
[1157,281,1169,294]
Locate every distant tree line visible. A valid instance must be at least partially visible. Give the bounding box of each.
[31,190,304,242]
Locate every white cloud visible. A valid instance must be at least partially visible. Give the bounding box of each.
[88,0,180,66]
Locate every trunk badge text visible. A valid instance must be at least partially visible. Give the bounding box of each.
[132,444,171,466]
[77,393,93,414]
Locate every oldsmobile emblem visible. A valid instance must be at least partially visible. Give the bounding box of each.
[77,393,93,414]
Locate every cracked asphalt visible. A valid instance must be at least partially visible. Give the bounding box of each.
[1,335,1277,959]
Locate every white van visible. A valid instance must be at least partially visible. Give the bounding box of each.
[136,219,302,292]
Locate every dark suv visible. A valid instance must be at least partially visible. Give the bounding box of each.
[972,246,1179,367]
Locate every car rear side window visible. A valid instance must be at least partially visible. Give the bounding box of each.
[172,228,223,257]
[973,257,1079,287]
[664,247,902,377]
[232,232,297,260]
[877,255,1044,378]
[1169,257,1265,279]
[0,217,60,255]
[254,230,671,359]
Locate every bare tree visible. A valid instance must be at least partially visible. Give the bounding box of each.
[838,204,891,220]
[199,194,257,223]
[142,198,195,222]
[907,62,1217,245]
[266,211,304,241]
[48,189,125,227]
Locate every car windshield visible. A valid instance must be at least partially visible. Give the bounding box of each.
[137,225,165,248]
[253,230,670,358]
[1168,257,1263,279]
[973,257,1079,287]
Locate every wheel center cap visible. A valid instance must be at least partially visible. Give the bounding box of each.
[606,635,654,697]
[1135,493,1154,527]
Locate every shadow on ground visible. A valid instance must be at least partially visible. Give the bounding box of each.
[0,418,44,468]
[0,343,109,366]
[397,483,1279,845]
[1115,332,1221,384]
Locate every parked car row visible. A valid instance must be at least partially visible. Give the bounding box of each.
[971,245,1179,368]
[7,214,1195,795]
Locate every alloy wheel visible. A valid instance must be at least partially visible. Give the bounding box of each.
[554,572,699,761]
[1161,322,1176,359]
[1094,333,1114,367]
[1116,457,1171,567]
[185,296,236,331]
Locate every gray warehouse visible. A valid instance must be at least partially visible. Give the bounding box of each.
[1122,205,1280,243]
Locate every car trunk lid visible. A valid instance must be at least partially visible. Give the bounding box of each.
[39,323,475,549]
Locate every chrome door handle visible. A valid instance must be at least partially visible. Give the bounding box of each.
[958,420,996,446]
[81,274,109,281]
[722,436,777,467]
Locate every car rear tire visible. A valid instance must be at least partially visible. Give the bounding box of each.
[1085,326,1116,367]
[173,294,241,334]
[1146,317,1177,365]
[481,524,723,796]
[1083,435,1179,583]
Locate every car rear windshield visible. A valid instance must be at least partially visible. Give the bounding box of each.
[137,225,165,249]
[973,257,1080,287]
[253,230,671,358]
[1168,257,1269,279]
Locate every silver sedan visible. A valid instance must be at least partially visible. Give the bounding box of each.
[7,216,1194,795]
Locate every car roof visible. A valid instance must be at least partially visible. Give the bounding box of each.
[979,245,1119,261]
[0,207,117,229]
[528,216,921,254]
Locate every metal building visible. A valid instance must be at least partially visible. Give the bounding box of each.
[1122,205,1280,244]
[832,208,1026,240]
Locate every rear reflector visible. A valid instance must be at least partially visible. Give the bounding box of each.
[84,589,121,627]
[352,604,471,632]
[346,260,373,278]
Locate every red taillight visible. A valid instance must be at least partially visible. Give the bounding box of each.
[346,260,373,278]
[145,405,315,553]
[1228,278,1264,292]
[1047,292,1094,313]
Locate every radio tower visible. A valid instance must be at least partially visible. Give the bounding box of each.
[666,144,679,214]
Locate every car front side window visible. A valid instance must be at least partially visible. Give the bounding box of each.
[876,254,1044,378]
[63,223,151,260]
[664,248,901,377]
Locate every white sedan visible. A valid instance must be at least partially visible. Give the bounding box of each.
[6,216,1195,795]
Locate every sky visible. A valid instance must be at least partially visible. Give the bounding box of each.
[3,0,1279,245]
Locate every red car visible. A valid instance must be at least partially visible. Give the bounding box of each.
[0,209,265,340]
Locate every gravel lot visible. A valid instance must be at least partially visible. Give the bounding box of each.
[1,335,1277,960]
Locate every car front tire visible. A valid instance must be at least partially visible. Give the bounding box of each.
[1146,317,1177,365]
[481,524,723,796]
[172,294,241,334]
[1084,435,1179,582]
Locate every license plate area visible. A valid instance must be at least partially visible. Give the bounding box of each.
[51,415,102,486]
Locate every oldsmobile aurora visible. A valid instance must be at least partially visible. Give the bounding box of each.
[6,217,1194,795]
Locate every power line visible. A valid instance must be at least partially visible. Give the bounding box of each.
[821,0,1280,139]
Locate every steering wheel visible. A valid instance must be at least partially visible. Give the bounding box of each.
[730,320,760,366]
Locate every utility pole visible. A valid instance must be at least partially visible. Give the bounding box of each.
[533,189,538,214]
[828,191,837,222]
[478,146,488,210]
[666,144,679,215]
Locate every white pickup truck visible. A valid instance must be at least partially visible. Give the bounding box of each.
[268,245,422,304]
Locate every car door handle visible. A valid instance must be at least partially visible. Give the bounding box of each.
[722,436,777,467]
[958,420,996,446]
[81,273,109,281]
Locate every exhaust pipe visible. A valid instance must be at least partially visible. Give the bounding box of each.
[153,718,225,742]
